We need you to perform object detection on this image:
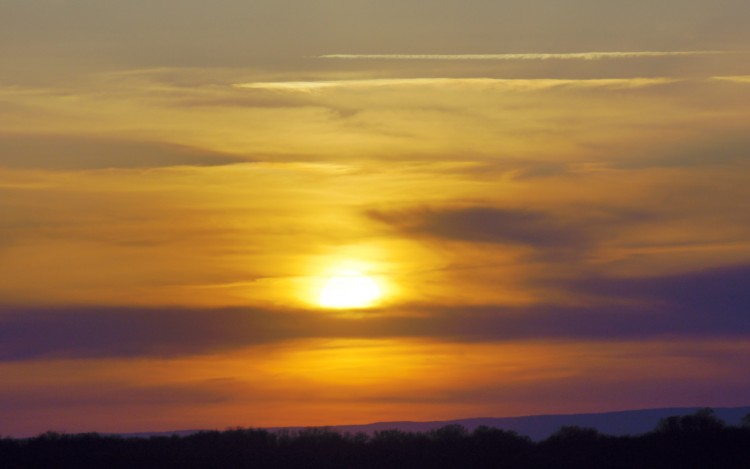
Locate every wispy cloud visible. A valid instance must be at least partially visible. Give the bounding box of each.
[368,205,651,261]
[0,133,244,170]
[234,78,461,92]
[234,77,676,93]
[712,75,750,84]
[319,51,739,61]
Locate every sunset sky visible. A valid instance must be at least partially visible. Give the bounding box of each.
[2,0,750,437]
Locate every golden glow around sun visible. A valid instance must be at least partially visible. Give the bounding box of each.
[318,270,382,309]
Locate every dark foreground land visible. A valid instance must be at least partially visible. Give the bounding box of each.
[2,409,749,468]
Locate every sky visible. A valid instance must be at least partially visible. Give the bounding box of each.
[1,0,750,437]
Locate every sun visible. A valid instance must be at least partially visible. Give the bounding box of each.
[318,270,382,309]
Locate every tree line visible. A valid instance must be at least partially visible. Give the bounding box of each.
[1,409,749,468]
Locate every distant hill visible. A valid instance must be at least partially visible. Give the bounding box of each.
[319,406,750,441]
[120,406,750,441]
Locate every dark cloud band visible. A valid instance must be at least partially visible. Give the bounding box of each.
[2,263,749,361]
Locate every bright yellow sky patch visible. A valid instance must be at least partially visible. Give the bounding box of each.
[318,270,382,309]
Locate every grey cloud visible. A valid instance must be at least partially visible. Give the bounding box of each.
[0,307,295,361]
[319,51,737,61]
[0,133,245,170]
[410,263,750,341]
[171,93,315,109]
[509,163,572,180]
[0,382,231,410]
[369,207,580,246]
[1,263,749,361]
[567,263,750,319]
[619,133,750,170]
[368,206,650,259]
[0,306,408,361]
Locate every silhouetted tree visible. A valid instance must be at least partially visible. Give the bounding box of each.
[428,424,468,440]
[470,426,532,468]
[2,415,750,469]
[546,425,601,443]
[655,408,725,434]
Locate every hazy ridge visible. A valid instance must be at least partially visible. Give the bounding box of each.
[120,405,750,441]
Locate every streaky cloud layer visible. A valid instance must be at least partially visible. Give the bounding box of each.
[234,77,677,92]
[319,51,742,60]
[2,263,749,361]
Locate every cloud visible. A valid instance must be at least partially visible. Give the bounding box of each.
[234,77,677,93]
[0,306,428,361]
[234,79,459,92]
[1,263,748,361]
[0,307,304,361]
[611,131,750,171]
[412,263,750,341]
[569,263,750,319]
[0,133,244,170]
[0,381,230,410]
[319,51,739,61]
[371,206,581,246]
[712,75,750,84]
[368,205,650,259]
